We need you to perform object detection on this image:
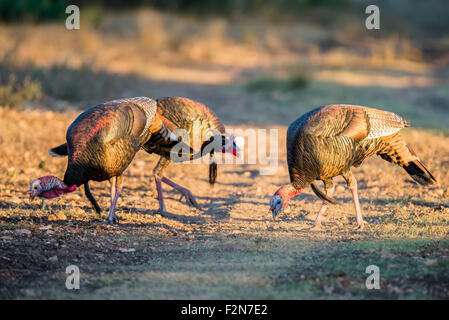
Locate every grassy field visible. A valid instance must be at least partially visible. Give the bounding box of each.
[1,6,449,299]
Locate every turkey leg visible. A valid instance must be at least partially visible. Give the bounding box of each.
[343,171,365,230]
[311,180,335,230]
[106,175,123,224]
[161,177,200,209]
[152,156,200,213]
[153,157,171,214]
[350,185,364,230]
[154,175,167,213]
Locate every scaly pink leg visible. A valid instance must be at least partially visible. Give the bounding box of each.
[351,185,364,230]
[106,176,122,224]
[161,177,200,209]
[342,171,365,231]
[311,183,335,230]
[154,175,167,214]
[311,202,328,229]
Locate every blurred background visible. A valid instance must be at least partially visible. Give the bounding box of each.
[1,0,448,127]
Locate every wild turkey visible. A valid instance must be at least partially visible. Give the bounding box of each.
[46,97,242,214]
[142,97,241,213]
[29,97,192,224]
[269,104,437,230]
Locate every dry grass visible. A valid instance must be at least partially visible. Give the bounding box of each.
[1,9,447,128]
[0,9,446,92]
[0,74,42,109]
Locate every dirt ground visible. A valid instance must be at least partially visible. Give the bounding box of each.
[0,108,448,299]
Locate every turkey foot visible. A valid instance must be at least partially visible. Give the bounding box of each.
[157,205,168,218]
[345,174,365,232]
[105,212,120,225]
[161,177,200,209]
[309,222,323,230]
[352,221,365,231]
[175,186,199,208]
[105,176,122,225]
[154,176,168,216]
[177,192,198,208]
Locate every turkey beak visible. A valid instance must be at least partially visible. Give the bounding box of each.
[270,200,284,220]
[270,207,277,220]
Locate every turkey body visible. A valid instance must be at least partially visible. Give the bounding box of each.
[64,101,149,186]
[143,97,225,161]
[273,104,437,230]
[49,97,180,223]
[142,97,228,213]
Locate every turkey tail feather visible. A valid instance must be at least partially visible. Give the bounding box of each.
[48,143,68,157]
[403,159,437,186]
[311,182,339,204]
[209,161,217,185]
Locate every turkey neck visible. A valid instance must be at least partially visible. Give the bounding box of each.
[275,184,303,205]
